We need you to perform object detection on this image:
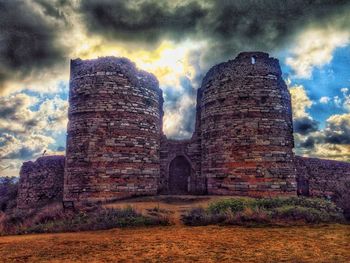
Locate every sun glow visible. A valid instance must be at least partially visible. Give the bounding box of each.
[70,32,206,138]
[72,31,205,90]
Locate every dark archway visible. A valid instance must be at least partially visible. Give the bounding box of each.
[168,156,190,194]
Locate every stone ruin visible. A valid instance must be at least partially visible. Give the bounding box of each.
[16,52,350,209]
[17,156,65,209]
[64,57,163,203]
[295,156,350,197]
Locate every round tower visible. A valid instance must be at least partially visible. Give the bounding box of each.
[200,52,296,196]
[64,57,163,203]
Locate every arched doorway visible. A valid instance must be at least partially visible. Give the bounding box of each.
[168,156,190,194]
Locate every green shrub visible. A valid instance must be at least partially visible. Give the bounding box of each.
[272,206,331,223]
[229,207,271,225]
[182,207,225,226]
[250,197,341,214]
[249,197,287,210]
[182,197,345,226]
[208,199,245,214]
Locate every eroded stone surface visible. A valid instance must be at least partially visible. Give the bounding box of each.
[199,52,296,196]
[17,156,65,209]
[295,156,350,197]
[64,57,164,202]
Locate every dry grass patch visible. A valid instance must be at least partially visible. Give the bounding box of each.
[0,225,349,262]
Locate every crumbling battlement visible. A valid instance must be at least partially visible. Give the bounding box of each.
[64,57,164,203]
[17,156,65,209]
[199,52,296,196]
[295,156,350,197]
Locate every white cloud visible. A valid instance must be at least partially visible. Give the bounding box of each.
[286,27,350,78]
[0,93,68,177]
[163,88,196,139]
[319,96,330,104]
[341,87,349,94]
[333,96,342,107]
[311,143,350,162]
[289,84,313,118]
[341,88,350,112]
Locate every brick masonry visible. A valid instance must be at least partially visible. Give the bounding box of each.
[199,52,296,196]
[64,57,163,203]
[16,52,350,208]
[295,156,350,197]
[159,135,205,195]
[17,156,65,209]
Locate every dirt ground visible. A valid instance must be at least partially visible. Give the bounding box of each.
[0,225,349,262]
[1,196,349,262]
[104,195,220,224]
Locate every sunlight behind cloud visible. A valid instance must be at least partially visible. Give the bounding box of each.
[71,31,206,138]
[72,31,206,90]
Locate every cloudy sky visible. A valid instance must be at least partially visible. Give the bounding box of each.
[1,0,350,177]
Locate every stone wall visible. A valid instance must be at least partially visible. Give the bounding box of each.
[17,156,65,209]
[64,57,164,203]
[159,135,205,194]
[295,156,350,197]
[199,52,296,196]
[15,52,350,205]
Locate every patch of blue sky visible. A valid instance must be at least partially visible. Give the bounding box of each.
[47,131,67,152]
[280,45,350,127]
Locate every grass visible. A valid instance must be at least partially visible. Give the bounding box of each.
[0,203,170,236]
[182,196,345,226]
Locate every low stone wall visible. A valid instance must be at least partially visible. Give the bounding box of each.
[17,156,65,209]
[295,156,350,197]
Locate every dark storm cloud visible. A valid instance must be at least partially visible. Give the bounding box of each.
[299,137,315,149]
[80,0,207,44]
[34,0,72,21]
[295,114,350,150]
[0,105,17,118]
[325,134,350,144]
[325,122,350,144]
[293,117,319,135]
[0,0,67,92]
[79,0,350,64]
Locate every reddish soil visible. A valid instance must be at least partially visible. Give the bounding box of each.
[0,225,349,262]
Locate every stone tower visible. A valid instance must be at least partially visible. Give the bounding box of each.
[64,57,164,203]
[199,52,296,196]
